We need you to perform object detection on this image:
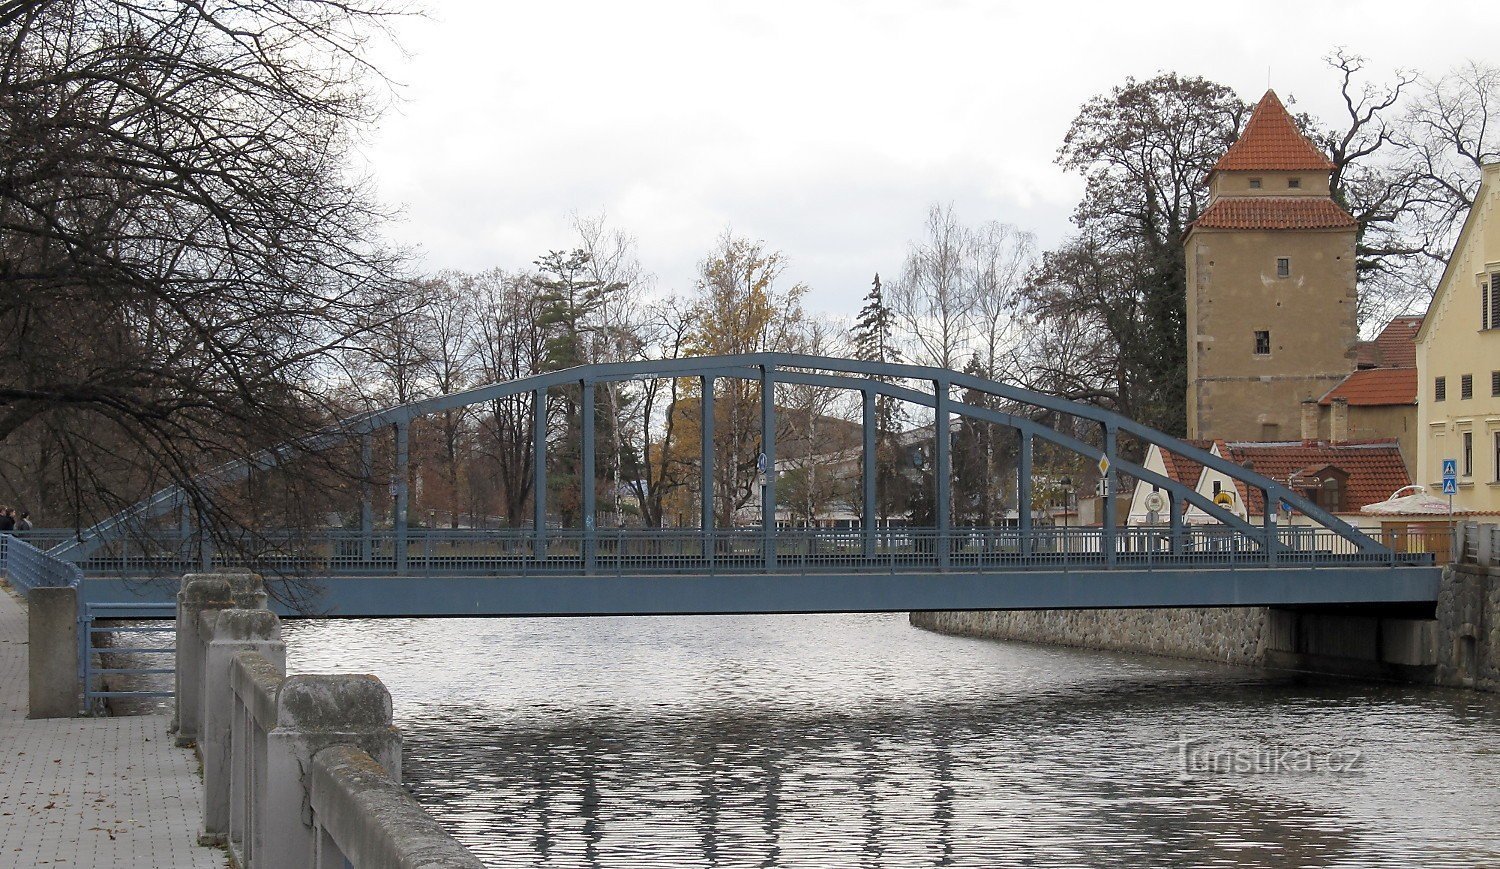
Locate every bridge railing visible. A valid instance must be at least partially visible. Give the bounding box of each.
[0,531,84,593]
[179,572,481,868]
[68,524,1430,578]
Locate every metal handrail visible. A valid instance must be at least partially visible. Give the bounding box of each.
[62,524,1433,578]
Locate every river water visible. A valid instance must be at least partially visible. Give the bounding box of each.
[280,613,1500,868]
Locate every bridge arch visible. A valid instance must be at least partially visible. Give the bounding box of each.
[52,353,1394,570]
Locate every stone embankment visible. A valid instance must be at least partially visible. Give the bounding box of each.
[914,523,1498,693]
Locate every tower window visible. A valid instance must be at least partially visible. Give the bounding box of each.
[1254,330,1270,355]
[1461,374,1473,399]
[1462,431,1473,477]
[1492,370,1499,397]
[1288,177,1302,189]
[1486,280,1492,330]
[1494,432,1500,483]
[1276,257,1290,278]
[1249,177,1263,189]
[1435,376,1446,401]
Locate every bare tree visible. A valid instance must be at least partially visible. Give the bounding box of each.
[890,204,974,371]
[470,269,545,526]
[0,0,409,541]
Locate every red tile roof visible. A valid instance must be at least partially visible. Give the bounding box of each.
[1319,367,1417,407]
[1215,439,1410,514]
[1160,439,1214,490]
[1370,315,1423,368]
[1193,197,1356,231]
[1213,90,1334,173]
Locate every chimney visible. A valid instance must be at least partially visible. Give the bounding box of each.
[1300,399,1320,444]
[1330,397,1349,445]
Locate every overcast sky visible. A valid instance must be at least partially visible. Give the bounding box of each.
[361,0,1500,318]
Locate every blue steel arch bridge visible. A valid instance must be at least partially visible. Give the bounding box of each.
[44,354,1439,618]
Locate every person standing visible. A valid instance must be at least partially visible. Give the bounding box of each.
[15,511,32,532]
[0,508,13,533]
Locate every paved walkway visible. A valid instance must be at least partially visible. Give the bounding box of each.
[0,584,223,869]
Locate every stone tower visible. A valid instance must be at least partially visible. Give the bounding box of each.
[1185,90,1359,442]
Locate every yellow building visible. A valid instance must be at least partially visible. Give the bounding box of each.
[1185,90,1360,442]
[1415,161,1500,511]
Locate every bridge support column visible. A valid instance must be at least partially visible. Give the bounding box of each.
[533,387,547,563]
[934,379,950,569]
[761,366,777,571]
[1168,491,1184,556]
[197,506,214,572]
[1102,424,1117,568]
[1264,488,1279,566]
[701,376,714,564]
[359,432,373,565]
[581,380,596,573]
[393,421,409,575]
[1018,431,1033,558]
[862,389,876,560]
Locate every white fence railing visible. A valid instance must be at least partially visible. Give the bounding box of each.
[178,571,481,868]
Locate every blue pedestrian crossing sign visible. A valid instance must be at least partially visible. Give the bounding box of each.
[1442,477,1459,495]
[1442,458,1458,479]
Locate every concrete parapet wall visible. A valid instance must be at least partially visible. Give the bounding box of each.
[181,572,482,868]
[309,744,484,869]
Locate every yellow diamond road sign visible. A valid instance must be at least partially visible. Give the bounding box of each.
[1097,456,1110,476]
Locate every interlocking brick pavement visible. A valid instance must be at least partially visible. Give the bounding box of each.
[0,583,224,869]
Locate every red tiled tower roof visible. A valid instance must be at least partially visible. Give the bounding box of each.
[1193,197,1356,231]
[1213,90,1334,173]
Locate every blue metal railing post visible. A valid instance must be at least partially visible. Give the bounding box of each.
[360,431,373,565]
[1169,491,1184,557]
[533,387,547,563]
[934,379,951,570]
[701,375,714,566]
[393,420,409,575]
[1263,487,1278,567]
[1102,424,1117,568]
[862,389,876,560]
[1018,431,1033,558]
[581,380,597,574]
[761,366,777,571]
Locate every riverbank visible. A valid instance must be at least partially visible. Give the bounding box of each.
[912,563,1499,692]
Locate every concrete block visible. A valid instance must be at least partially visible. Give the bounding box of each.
[199,609,284,845]
[308,744,484,869]
[175,572,265,744]
[27,586,78,719]
[259,675,401,869]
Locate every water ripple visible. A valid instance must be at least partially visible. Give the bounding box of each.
[282,613,1500,868]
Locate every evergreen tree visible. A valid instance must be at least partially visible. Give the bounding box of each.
[532,249,623,525]
[849,275,911,523]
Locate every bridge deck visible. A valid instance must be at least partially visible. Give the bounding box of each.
[82,564,1443,618]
